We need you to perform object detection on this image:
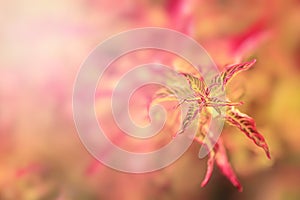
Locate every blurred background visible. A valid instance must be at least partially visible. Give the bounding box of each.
[1,0,300,199]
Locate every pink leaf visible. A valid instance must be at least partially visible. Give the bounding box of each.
[215,140,243,192]
[201,151,215,187]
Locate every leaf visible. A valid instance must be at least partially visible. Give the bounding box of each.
[150,84,194,106]
[198,138,242,191]
[209,59,256,94]
[149,87,178,109]
[206,97,244,107]
[222,59,256,85]
[193,107,212,143]
[214,139,243,192]
[177,103,200,134]
[194,131,215,188]
[151,93,178,105]
[201,151,215,187]
[180,73,207,97]
[226,107,271,159]
[153,87,175,99]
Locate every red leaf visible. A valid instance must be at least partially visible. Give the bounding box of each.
[209,59,256,92]
[214,139,243,192]
[222,59,256,86]
[226,107,271,159]
[196,138,242,191]
[201,151,215,187]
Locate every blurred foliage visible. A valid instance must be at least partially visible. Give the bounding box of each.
[0,0,300,199]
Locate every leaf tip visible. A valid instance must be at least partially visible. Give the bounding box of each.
[201,181,208,188]
[266,149,271,159]
[251,58,257,64]
[237,184,243,192]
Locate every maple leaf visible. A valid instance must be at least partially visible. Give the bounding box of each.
[150,59,271,191]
